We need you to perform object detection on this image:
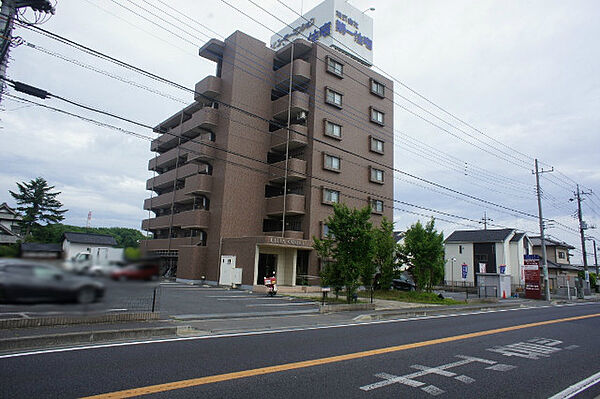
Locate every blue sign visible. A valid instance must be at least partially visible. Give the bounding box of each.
[461,263,468,280]
[499,265,506,274]
[307,21,332,43]
[524,254,540,260]
[334,11,373,51]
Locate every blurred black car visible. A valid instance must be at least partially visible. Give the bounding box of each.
[391,273,417,291]
[0,260,105,304]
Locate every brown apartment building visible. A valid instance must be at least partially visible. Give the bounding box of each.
[141,30,393,289]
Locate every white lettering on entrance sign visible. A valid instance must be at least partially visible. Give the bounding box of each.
[264,236,308,247]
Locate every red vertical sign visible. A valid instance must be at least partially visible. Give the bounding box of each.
[524,255,541,299]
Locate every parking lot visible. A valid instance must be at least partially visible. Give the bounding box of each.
[0,279,320,319]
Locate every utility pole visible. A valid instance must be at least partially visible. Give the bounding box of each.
[594,240,598,290]
[0,0,54,104]
[572,184,592,294]
[533,159,552,301]
[480,211,493,230]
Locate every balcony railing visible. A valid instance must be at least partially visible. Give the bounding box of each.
[194,76,222,101]
[272,91,309,121]
[269,158,307,183]
[265,194,305,217]
[270,125,308,152]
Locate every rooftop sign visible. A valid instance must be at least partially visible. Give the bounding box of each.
[270,0,374,66]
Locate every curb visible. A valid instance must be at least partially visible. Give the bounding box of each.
[171,308,320,321]
[319,303,377,313]
[353,302,525,321]
[0,326,183,352]
[0,312,160,330]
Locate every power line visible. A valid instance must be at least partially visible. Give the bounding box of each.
[13,21,546,222]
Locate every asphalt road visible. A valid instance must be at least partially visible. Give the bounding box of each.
[1,303,599,398]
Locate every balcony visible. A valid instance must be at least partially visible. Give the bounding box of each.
[262,230,304,240]
[270,125,308,152]
[265,194,305,217]
[269,158,307,183]
[143,189,191,210]
[149,137,214,171]
[273,59,311,94]
[183,174,212,195]
[146,163,200,190]
[142,209,209,230]
[272,91,309,121]
[194,76,222,101]
[140,237,205,251]
[181,108,218,138]
[187,141,216,163]
[150,130,180,153]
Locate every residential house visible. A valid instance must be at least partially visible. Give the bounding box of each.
[62,232,118,260]
[444,229,532,288]
[0,203,23,245]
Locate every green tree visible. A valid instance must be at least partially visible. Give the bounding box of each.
[313,203,374,302]
[373,217,397,290]
[28,224,145,248]
[398,219,444,291]
[9,177,67,237]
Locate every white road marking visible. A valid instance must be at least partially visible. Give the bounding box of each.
[548,370,600,399]
[485,364,516,372]
[455,375,475,384]
[422,385,445,396]
[360,355,501,393]
[488,341,562,359]
[0,302,597,359]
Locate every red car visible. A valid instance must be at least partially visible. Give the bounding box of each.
[110,263,159,281]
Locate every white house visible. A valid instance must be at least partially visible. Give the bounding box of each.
[0,203,23,244]
[444,229,532,287]
[62,232,118,260]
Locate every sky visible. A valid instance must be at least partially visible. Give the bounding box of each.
[1,0,599,264]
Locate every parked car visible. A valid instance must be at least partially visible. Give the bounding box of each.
[110,263,159,281]
[0,260,105,304]
[88,261,125,277]
[391,273,417,291]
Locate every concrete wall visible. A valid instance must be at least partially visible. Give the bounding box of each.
[444,242,474,284]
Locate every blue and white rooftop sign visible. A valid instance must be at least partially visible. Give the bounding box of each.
[270,0,374,66]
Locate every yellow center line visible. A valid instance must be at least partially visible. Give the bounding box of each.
[81,312,600,398]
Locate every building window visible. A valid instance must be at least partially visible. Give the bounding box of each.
[370,107,384,125]
[326,88,343,108]
[370,167,384,184]
[459,245,463,254]
[324,120,342,139]
[324,154,341,172]
[370,79,385,97]
[371,199,383,214]
[370,137,384,154]
[326,57,344,77]
[558,251,565,259]
[323,188,340,204]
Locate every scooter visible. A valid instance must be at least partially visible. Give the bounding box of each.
[264,276,277,297]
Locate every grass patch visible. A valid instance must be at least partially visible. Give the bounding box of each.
[358,290,465,305]
[285,295,366,304]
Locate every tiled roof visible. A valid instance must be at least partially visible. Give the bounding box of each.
[529,236,575,249]
[63,232,117,246]
[445,228,515,243]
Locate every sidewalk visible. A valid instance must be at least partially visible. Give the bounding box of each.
[0,289,594,354]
